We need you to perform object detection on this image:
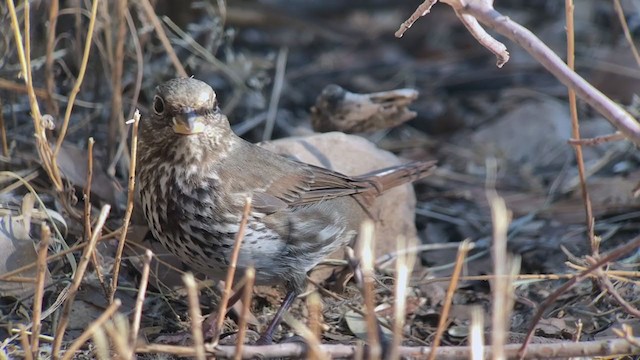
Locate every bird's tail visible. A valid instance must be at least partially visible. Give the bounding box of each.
[362,160,437,194]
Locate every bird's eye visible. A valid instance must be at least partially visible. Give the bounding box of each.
[153,95,165,115]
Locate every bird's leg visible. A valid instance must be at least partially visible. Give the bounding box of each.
[203,285,245,340]
[256,290,298,345]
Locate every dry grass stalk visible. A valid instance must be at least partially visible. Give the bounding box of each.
[44,0,59,115]
[183,273,206,360]
[129,249,153,352]
[486,157,517,360]
[60,299,122,360]
[92,326,110,360]
[84,138,108,296]
[6,0,61,190]
[30,223,51,357]
[306,291,323,360]
[103,314,132,359]
[161,15,244,91]
[110,110,141,303]
[52,204,111,359]
[0,78,48,97]
[595,262,640,318]
[83,138,94,242]
[564,0,596,253]
[282,313,328,360]
[469,306,485,360]
[519,234,640,357]
[108,0,128,160]
[234,267,255,360]
[137,0,188,77]
[52,0,99,157]
[427,239,471,360]
[574,319,583,342]
[358,220,381,359]
[213,196,253,345]
[19,324,34,360]
[389,235,415,360]
[613,0,640,67]
[262,47,288,141]
[0,99,8,158]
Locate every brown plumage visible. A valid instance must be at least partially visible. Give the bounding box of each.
[137,77,436,343]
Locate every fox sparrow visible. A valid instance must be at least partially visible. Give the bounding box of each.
[137,77,436,344]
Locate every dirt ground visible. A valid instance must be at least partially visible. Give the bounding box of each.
[1,0,640,359]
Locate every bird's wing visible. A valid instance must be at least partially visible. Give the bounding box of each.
[252,162,378,214]
[218,141,378,214]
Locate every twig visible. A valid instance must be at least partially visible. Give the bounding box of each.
[565,0,596,253]
[398,0,640,145]
[110,110,140,303]
[518,234,640,358]
[568,131,625,146]
[53,0,100,157]
[213,196,253,345]
[235,267,255,360]
[136,338,640,359]
[30,224,50,357]
[452,9,509,67]
[262,47,288,141]
[129,249,153,352]
[458,0,640,146]
[137,0,188,77]
[52,205,111,359]
[183,273,206,360]
[594,261,640,318]
[427,240,471,360]
[60,299,122,360]
[395,0,438,38]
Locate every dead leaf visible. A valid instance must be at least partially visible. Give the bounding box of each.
[56,143,122,206]
[0,214,51,298]
[344,309,392,340]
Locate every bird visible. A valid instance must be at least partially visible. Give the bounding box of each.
[137,77,436,344]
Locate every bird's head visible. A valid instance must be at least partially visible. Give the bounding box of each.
[139,78,234,162]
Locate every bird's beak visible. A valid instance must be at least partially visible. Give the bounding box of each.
[172,108,206,135]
